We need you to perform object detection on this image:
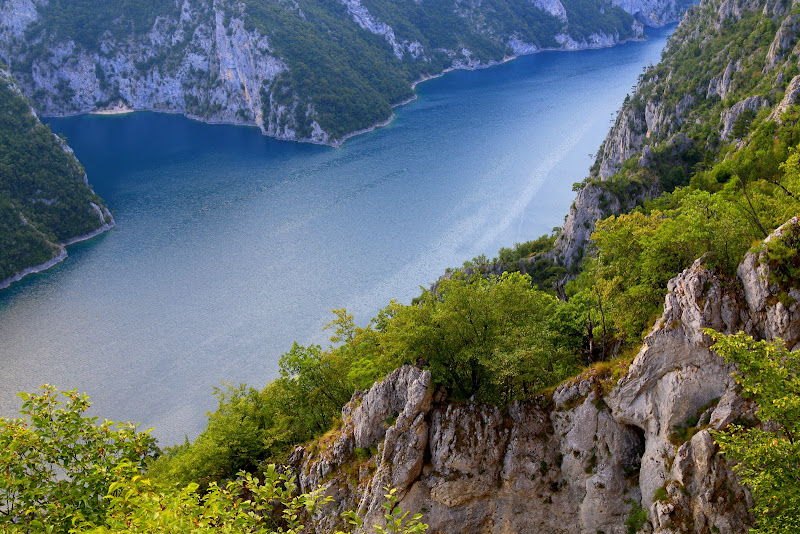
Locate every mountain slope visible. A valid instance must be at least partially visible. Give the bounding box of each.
[551,0,800,269]
[0,66,114,289]
[289,220,799,533]
[0,0,685,145]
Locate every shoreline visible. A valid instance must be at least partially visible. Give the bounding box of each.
[90,109,134,115]
[40,33,654,149]
[90,108,135,115]
[277,33,650,147]
[90,101,135,115]
[0,219,116,291]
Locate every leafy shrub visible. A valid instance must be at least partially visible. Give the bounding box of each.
[624,499,648,533]
[0,386,157,533]
[710,332,800,534]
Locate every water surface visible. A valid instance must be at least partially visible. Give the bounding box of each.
[0,27,672,445]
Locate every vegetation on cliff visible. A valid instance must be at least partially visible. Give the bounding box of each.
[0,387,426,534]
[711,332,800,534]
[0,69,112,284]
[148,272,587,487]
[141,1,800,509]
[4,0,643,142]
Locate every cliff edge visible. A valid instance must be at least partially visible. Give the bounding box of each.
[288,218,800,533]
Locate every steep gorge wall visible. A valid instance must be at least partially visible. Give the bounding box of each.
[0,0,299,140]
[0,0,683,146]
[550,0,800,270]
[290,218,800,533]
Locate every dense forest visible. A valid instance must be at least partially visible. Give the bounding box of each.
[0,67,112,285]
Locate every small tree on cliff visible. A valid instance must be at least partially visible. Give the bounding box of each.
[709,331,800,533]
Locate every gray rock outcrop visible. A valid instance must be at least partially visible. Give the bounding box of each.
[611,0,689,26]
[764,12,800,71]
[548,180,658,269]
[0,0,682,146]
[720,95,769,140]
[292,220,799,533]
[770,74,800,122]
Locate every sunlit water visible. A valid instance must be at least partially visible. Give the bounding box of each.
[0,26,672,445]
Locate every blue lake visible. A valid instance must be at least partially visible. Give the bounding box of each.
[0,27,672,445]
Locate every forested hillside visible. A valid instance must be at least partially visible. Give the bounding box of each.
[0,0,683,144]
[0,67,113,289]
[552,0,800,269]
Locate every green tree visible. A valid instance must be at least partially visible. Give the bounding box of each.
[709,332,800,533]
[381,272,579,403]
[0,386,157,533]
[74,465,329,534]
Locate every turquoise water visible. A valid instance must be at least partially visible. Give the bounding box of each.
[0,27,672,445]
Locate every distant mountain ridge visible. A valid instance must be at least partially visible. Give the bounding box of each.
[0,0,686,145]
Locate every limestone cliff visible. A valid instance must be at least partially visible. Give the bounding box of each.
[0,0,682,146]
[288,218,800,533]
[549,0,800,270]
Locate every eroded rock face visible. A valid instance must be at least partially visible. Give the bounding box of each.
[296,367,647,533]
[607,259,747,514]
[611,0,688,26]
[295,221,798,533]
[550,180,660,271]
[738,216,800,350]
[720,95,769,140]
[764,13,800,71]
[769,74,800,121]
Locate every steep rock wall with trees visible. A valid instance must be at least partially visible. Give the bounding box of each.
[550,0,800,270]
[0,0,684,145]
[0,66,114,289]
[291,219,799,534]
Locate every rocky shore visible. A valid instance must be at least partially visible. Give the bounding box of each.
[0,0,684,147]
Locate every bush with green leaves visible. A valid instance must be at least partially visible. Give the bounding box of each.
[341,487,427,534]
[0,386,158,533]
[0,387,428,534]
[147,338,370,488]
[379,271,582,403]
[73,465,330,534]
[709,332,800,534]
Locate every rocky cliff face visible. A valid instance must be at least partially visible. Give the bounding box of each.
[0,0,682,146]
[549,0,800,271]
[0,0,300,139]
[611,0,687,26]
[290,218,800,533]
